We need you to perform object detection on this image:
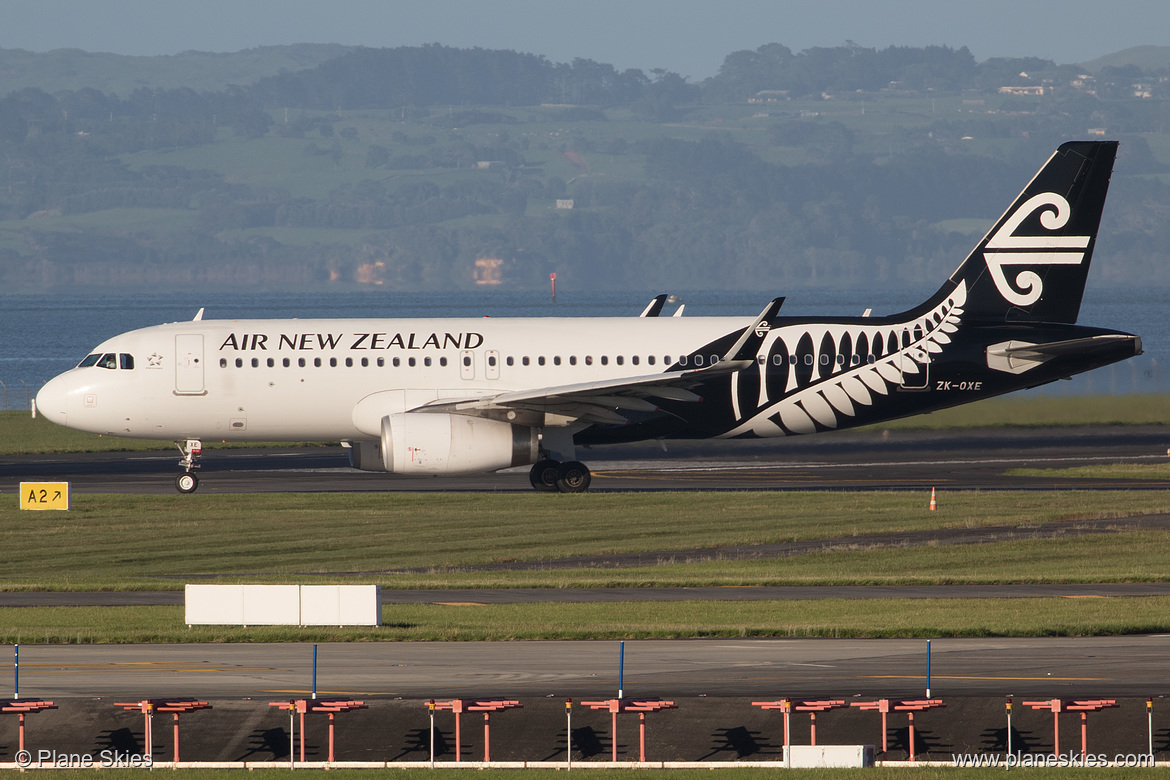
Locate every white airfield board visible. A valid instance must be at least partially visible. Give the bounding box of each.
[185,584,382,626]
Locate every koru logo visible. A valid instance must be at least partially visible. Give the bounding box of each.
[983,192,1090,306]
[753,320,771,338]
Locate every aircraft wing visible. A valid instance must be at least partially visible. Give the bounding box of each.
[419,298,785,426]
[423,365,716,424]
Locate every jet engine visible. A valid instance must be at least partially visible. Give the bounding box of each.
[349,413,538,475]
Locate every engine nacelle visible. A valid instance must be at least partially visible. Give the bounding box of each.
[379,413,539,475]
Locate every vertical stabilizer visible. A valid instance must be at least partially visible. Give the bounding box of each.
[928,141,1117,324]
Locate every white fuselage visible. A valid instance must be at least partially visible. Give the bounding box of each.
[36,316,748,441]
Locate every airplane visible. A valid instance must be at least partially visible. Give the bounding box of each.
[35,141,1140,494]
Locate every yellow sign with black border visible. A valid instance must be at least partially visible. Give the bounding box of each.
[20,482,70,510]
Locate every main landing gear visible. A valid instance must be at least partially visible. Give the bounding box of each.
[175,438,202,494]
[529,458,592,493]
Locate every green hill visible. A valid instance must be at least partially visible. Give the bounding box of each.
[1079,45,1170,73]
[0,43,352,95]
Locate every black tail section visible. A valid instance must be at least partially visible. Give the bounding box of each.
[921,141,1118,324]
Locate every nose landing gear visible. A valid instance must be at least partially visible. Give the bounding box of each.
[175,438,202,493]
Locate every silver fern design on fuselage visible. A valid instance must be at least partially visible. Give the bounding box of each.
[725,281,967,437]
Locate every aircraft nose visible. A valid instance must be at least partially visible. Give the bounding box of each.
[35,374,69,426]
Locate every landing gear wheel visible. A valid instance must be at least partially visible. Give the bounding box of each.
[555,461,591,493]
[176,471,200,494]
[529,459,561,492]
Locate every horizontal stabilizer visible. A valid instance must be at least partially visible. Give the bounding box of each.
[986,334,1140,374]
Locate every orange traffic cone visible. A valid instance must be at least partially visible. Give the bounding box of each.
[929,487,937,511]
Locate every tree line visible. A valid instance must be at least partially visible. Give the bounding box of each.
[2,43,1170,290]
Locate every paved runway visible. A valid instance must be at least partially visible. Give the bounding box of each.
[2,425,1167,493]
[12,636,1170,699]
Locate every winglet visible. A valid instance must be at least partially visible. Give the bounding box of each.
[193,307,205,321]
[721,297,785,364]
[640,294,669,317]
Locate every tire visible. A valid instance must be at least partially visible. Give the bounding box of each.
[176,472,200,494]
[529,460,561,492]
[555,461,591,493]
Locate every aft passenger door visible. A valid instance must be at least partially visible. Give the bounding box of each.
[899,345,930,390]
[175,334,206,395]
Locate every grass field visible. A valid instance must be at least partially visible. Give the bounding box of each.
[2,491,1168,591]
[1009,463,1170,480]
[1,490,1170,641]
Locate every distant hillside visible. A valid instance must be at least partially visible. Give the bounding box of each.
[0,43,353,95]
[1080,45,1170,73]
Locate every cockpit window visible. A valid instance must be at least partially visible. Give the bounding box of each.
[119,353,134,370]
[96,353,117,369]
[78,354,101,368]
